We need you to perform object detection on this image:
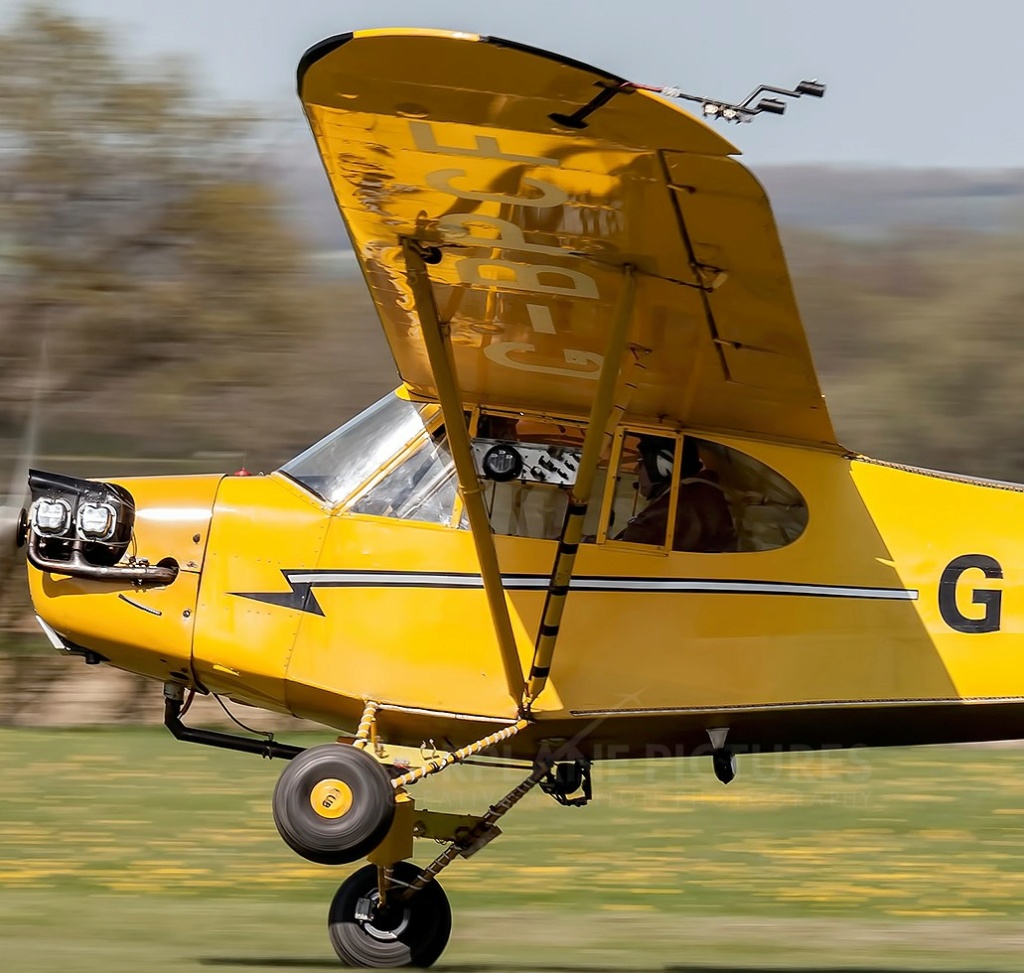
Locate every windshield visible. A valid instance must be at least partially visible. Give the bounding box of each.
[280,393,436,505]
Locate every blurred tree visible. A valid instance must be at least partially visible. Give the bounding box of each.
[0,3,394,470]
[0,3,396,633]
[792,228,1024,482]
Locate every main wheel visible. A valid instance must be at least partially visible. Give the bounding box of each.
[272,744,395,865]
[328,861,452,968]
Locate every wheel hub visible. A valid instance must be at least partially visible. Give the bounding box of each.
[309,778,354,819]
[354,892,411,941]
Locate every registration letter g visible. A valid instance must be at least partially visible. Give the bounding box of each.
[938,554,1002,634]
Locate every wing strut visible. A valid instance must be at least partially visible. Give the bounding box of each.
[401,239,527,711]
[525,265,637,709]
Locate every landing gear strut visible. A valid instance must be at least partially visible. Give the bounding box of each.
[269,708,554,968]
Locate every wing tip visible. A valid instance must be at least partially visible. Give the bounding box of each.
[296,29,628,97]
[296,32,354,95]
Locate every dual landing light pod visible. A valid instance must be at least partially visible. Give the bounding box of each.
[23,470,176,583]
[25,470,133,560]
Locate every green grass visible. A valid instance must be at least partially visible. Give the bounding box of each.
[2,729,1024,970]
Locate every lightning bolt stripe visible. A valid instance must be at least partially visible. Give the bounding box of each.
[232,570,918,615]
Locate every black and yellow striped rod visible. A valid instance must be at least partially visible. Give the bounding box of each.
[402,240,527,709]
[525,265,636,707]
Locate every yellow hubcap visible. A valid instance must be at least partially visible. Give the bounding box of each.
[309,778,354,819]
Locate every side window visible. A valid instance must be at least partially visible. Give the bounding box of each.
[350,427,458,526]
[606,432,676,548]
[472,413,590,540]
[608,432,806,553]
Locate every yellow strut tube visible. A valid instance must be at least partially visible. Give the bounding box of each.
[526,266,636,706]
[351,699,380,750]
[401,240,527,708]
[390,718,530,789]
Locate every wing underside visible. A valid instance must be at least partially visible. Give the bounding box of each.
[298,29,837,448]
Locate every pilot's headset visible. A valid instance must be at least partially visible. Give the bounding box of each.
[637,436,676,486]
[638,436,702,485]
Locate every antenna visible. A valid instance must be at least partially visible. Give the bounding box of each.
[626,77,826,123]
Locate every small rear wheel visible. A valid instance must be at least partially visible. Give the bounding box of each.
[328,861,452,968]
[272,744,395,865]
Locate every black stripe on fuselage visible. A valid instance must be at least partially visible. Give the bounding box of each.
[231,571,918,615]
[277,570,919,601]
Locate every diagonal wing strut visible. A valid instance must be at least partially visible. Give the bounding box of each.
[402,239,527,710]
[525,266,637,710]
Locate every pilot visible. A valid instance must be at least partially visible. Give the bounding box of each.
[618,436,737,552]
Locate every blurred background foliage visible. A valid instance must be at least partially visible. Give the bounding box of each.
[0,3,394,472]
[4,3,1024,662]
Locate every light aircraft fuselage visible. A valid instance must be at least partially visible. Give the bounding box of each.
[29,415,1024,759]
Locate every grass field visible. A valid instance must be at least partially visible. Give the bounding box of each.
[2,729,1024,971]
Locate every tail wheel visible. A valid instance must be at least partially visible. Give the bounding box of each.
[328,862,452,968]
[272,744,395,865]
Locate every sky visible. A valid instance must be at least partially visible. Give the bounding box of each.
[13,0,1024,169]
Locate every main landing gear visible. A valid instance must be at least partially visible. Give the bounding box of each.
[162,688,591,967]
[269,704,574,968]
[272,742,396,864]
[328,861,452,968]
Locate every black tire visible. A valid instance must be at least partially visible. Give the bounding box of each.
[272,744,395,865]
[328,862,452,968]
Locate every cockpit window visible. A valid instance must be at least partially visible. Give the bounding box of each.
[350,430,458,525]
[699,439,807,551]
[473,413,588,540]
[280,393,437,505]
[282,396,806,548]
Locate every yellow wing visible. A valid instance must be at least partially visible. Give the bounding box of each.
[298,29,837,448]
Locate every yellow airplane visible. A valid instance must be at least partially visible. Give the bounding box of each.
[18,27,1024,969]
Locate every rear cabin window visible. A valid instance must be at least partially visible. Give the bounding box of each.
[606,432,806,552]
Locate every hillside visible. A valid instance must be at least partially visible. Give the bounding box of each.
[268,133,1024,248]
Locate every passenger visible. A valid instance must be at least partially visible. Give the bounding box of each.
[619,436,737,552]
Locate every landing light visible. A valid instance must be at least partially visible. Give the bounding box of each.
[30,498,72,536]
[76,501,117,540]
